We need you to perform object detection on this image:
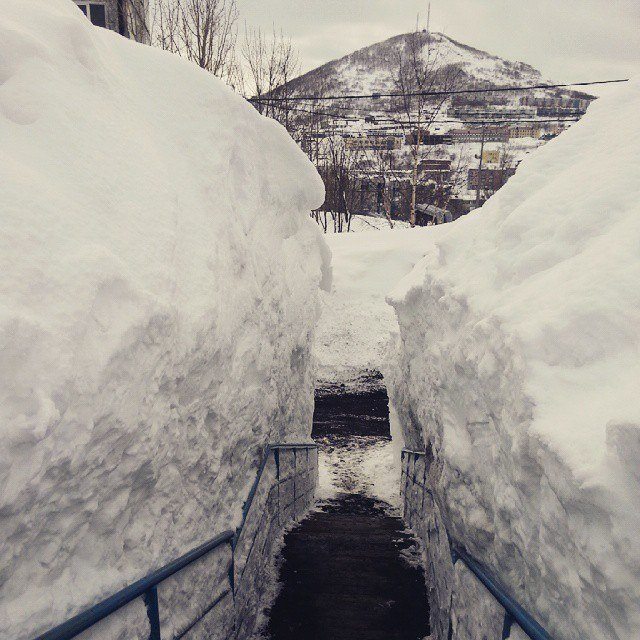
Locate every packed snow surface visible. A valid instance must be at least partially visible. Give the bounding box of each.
[388,76,640,639]
[314,227,431,386]
[0,1,329,637]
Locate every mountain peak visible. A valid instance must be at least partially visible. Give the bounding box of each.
[287,32,546,100]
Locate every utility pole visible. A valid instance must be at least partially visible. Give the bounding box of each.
[475,122,486,209]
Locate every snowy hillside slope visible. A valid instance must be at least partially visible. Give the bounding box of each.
[286,31,546,100]
[0,1,329,638]
[387,76,640,638]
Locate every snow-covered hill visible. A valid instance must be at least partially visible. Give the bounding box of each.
[287,31,546,100]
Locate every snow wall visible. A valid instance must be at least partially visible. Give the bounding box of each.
[388,77,640,639]
[0,1,330,638]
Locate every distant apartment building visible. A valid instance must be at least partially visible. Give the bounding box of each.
[535,106,585,117]
[418,158,452,183]
[468,167,516,191]
[451,127,509,143]
[520,95,592,111]
[345,135,402,151]
[481,149,500,164]
[509,124,540,138]
[447,106,536,120]
[405,131,453,146]
[300,133,327,161]
[73,1,148,42]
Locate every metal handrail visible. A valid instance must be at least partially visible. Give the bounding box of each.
[33,530,235,640]
[238,443,318,533]
[454,547,552,640]
[31,442,317,640]
[401,449,553,640]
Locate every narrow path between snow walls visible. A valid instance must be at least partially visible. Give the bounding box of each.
[265,375,430,640]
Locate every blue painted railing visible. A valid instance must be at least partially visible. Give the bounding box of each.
[31,442,318,640]
[401,449,554,640]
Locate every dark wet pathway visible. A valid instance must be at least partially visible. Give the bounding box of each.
[267,375,430,640]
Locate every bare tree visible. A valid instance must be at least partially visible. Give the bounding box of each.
[361,144,404,228]
[314,137,359,233]
[393,28,462,226]
[241,25,300,131]
[118,0,151,43]
[150,0,181,54]
[179,0,237,77]
[139,0,238,83]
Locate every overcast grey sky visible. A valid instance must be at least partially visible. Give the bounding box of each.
[236,0,639,90]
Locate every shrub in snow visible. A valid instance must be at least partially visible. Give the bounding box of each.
[387,77,640,639]
[0,1,329,637]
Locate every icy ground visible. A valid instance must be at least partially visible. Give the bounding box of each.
[314,377,401,508]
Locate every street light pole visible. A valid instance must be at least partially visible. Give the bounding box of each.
[475,122,486,209]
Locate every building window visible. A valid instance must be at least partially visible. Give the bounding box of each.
[76,3,107,28]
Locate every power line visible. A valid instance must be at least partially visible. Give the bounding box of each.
[250,78,628,103]
[358,119,581,134]
[249,99,361,122]
[250,97,584,126]
[250,95,589,122]
[249,96,583,128]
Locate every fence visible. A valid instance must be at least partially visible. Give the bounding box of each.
[32,443,318,640]
[401,449,553,640]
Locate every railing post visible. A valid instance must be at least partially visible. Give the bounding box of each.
[502,612,514,640]
[421,454,428,510]
[274,449,281,526]
[144,586,161,640]
[229,537,236,597]
[293,449,297,520]
[403,453,411,521]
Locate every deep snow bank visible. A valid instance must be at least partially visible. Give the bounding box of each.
[0,1,329,637]
[388,77,640,638]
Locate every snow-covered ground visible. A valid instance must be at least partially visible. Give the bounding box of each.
[317,435,400,507]
[318,214,410,234]
[387,75,640,639]
[0,2,329,638]
[314,227,432,386]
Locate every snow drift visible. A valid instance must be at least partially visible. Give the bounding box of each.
[0,1,329,637]
[388,77,640,638]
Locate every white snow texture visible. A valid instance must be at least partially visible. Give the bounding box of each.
[0,1,329,638]
[388,76,640,639]
[315,228,432,385]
